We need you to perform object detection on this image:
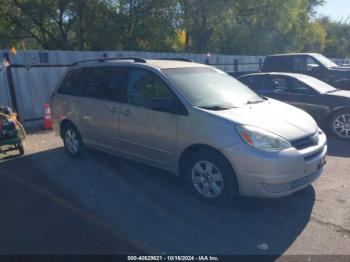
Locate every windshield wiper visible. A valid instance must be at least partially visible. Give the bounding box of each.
[246,98,265,105]
[198,104,235,111]
[326,89,340,93]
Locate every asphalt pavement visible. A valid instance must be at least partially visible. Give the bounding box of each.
[0,131,349,256]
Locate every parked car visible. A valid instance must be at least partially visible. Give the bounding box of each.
[261,53,350,90]
[238,72,350,140]
[51,58,327,204]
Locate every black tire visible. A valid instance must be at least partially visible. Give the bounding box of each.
[183,149,238,205]
[18,143,24,155]
[329,109,350,139]
[62,123,84,158]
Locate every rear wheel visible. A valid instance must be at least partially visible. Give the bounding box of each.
[329,109,350,139]
[184,149,238,205]
[62,124,84,158]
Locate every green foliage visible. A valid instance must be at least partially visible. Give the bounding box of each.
[0,0,348,57]
[318,17,350,58]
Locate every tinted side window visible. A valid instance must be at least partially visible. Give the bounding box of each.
[83,66,126,101]
[267,76,290,93]
[293,56,308,73]
[240,76,271,93]
[57,69,84,96]
[127,68,173,109]
[290,79,316,95]
[263,57,291,72]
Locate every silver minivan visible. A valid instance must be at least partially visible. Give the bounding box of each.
[51,58,327,204]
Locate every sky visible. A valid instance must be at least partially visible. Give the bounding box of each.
[316,0,350,21]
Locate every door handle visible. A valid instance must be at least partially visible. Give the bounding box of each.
[109,105,117,113]
[123,109,131,116]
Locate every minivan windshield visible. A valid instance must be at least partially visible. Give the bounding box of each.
[163,67,262,109]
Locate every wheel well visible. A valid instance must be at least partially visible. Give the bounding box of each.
[178,144,232,177]
[59,119,75,138]
[329,107,350,121]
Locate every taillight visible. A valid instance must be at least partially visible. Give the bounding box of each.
[0,122,3,130]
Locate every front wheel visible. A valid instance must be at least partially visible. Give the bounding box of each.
[63,125,84,158]
[329,110,350,139]
[184,150,238,205]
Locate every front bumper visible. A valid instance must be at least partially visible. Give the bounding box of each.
[221,132,327,198]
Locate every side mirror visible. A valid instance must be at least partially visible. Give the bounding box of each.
[151,97,174,112]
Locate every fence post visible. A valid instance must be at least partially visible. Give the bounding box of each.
[259,58,263,71]
[3,53,19,120]
[234,59,238,72]
[205,53,211,65]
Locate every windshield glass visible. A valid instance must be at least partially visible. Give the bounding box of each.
[163,67,261,108]
[313,54,338,68]
[297,74,338,93]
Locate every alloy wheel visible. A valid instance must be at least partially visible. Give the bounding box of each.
[191,160,224,198]
[333,113,350,139]
[65,129,80,154]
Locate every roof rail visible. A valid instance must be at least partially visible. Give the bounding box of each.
[71,57,147,66]
[160,58,193,62]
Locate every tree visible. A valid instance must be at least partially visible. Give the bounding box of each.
[318,17,350,58]
[0,0,336,57]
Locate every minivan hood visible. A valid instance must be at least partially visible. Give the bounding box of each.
[205,99,318,141]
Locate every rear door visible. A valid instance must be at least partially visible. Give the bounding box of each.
[53,68,86,134]
[79,66,127,149]
[118,67,179,169]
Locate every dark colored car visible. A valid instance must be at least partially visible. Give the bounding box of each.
[238,72,350,139]
[261,53,350,90]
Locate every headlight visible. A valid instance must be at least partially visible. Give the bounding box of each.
[236,125,292,151]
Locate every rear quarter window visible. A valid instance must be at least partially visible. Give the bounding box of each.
[57,68,84,96]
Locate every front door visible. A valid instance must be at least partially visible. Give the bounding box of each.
[119,67,178,169]
[291,55,327,82]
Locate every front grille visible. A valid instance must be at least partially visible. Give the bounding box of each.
[260,171,321,194]
[304,149,323,161]
[291,132,319,150]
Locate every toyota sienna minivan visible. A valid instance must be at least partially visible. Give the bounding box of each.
[51,57,327,204]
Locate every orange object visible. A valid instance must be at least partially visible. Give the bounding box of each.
[10,47,17,55]
[9,113,17,122]
[43,103,53,129]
